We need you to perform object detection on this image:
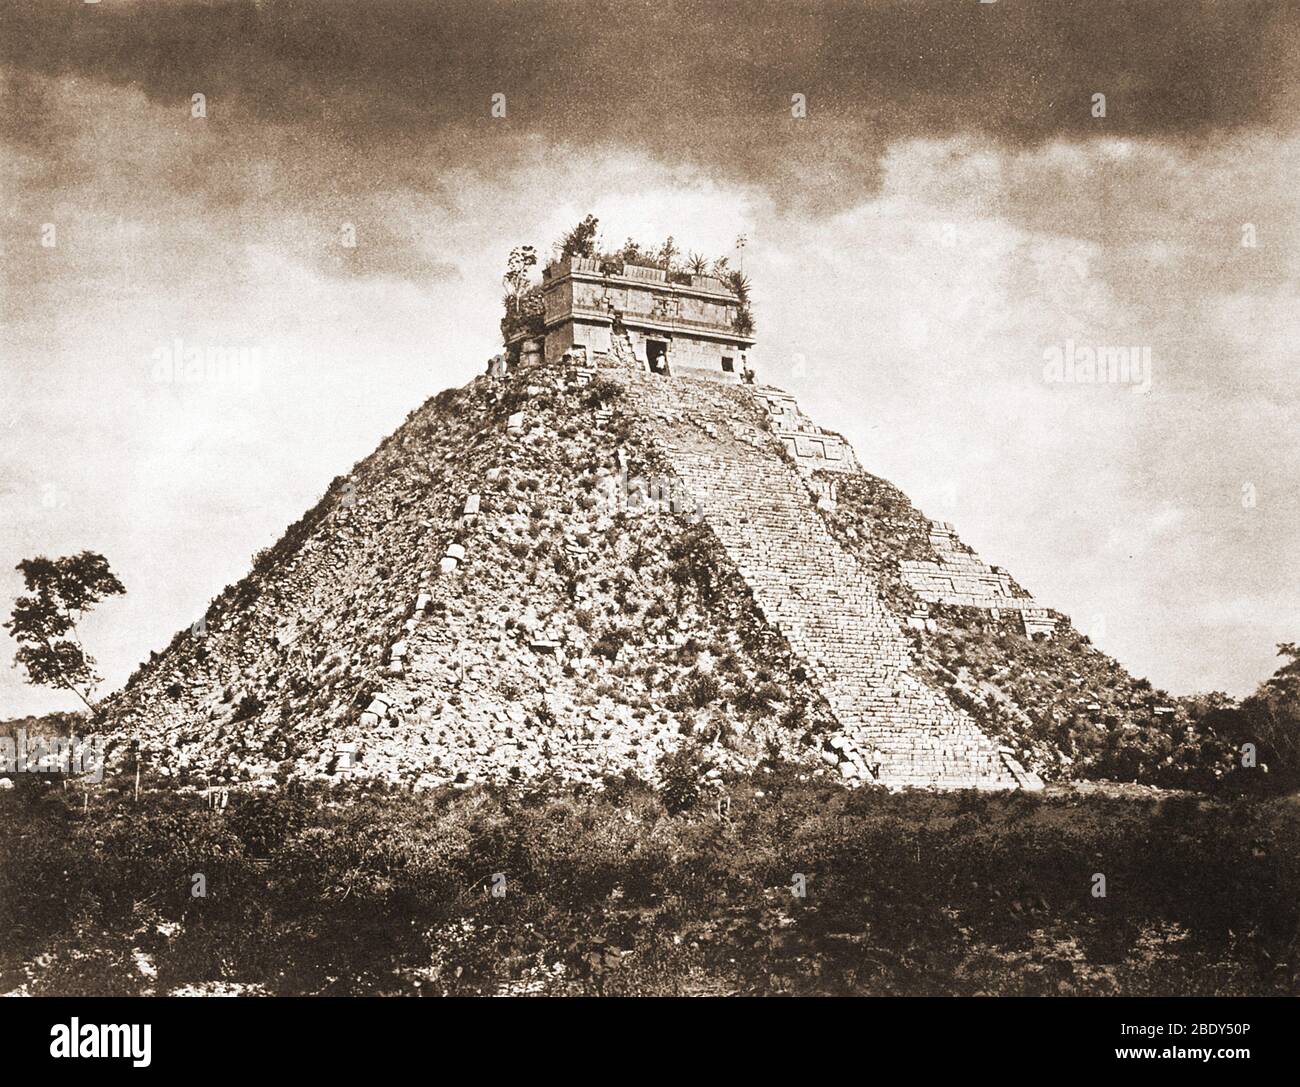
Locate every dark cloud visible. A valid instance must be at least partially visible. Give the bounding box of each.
[3,0,1297,210]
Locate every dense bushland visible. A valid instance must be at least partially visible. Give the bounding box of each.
[3,771,1296,996]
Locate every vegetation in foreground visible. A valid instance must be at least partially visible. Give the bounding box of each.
[3,765,1297,997]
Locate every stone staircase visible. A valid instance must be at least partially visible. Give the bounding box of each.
[616,365,1030,790]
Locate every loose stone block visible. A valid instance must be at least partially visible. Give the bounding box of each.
[335,742,359,772]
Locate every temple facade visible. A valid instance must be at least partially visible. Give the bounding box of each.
[505,256,756,380]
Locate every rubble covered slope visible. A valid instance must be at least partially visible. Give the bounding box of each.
[102,352,1223,791]
[104,365,838,789]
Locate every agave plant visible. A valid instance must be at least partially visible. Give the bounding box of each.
[725,270,752,304]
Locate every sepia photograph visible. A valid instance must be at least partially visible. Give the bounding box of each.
[1,0,1296,1068]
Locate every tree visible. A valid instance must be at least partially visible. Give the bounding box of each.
[657,236,679,274]
[559,215,599,260]
[502,245,537,298]
[5,552,125,713]
[1240,643,1300,779]
[619,237,646,265]
[687,252,709,276]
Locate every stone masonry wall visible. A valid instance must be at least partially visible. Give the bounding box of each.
[751,389,858,474]
[900,520,1058,637]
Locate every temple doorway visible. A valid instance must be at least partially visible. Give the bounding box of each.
[646,339,669,374]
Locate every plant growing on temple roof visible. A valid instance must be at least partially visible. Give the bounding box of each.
[4,551,126,714]
[724,270,751,303]
[502,245,536,297]
[618,237,646,265]
[559,215,599,259]
[725,270,756,336]
[656,236,679,275]
[500,245,544,340]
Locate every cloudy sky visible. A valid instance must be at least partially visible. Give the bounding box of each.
[2,0,1297,717]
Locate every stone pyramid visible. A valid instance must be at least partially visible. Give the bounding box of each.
[103,340,1200,793]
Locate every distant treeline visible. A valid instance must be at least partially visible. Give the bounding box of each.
[0,711,83,746]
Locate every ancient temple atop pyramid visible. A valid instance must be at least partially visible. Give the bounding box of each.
[504,256,757,377]
[111,252,1193,796]
[496,263,1049,792]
